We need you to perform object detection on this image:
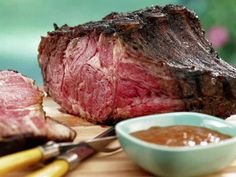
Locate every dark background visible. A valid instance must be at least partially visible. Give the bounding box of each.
[1,0,235,84]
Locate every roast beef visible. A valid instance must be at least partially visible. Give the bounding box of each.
[0,70,76,155]
[38,5,236,124]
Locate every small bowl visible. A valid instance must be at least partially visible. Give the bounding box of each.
[115,112,236,177]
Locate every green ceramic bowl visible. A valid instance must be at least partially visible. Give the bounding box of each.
[115,112,236,177]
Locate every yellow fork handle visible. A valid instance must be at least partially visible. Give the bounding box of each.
[25,160,69,177]
[0,147,43,175]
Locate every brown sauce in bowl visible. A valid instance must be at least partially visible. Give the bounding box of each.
[131,126,231,147]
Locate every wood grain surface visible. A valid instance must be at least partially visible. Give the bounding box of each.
[4,97,236,177]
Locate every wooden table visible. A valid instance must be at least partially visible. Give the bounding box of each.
[5,97,236,177]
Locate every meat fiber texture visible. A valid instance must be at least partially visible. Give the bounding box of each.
[38,5,236,124]
[0,70,76,155]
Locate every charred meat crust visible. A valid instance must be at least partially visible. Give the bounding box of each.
[0,134,47,156]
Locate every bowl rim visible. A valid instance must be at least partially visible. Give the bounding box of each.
[115,112,236,152]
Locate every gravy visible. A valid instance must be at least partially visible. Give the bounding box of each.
[131,125,231,147]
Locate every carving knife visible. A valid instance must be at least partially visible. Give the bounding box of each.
[0,127,116,176]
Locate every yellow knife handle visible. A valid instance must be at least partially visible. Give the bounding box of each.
[25,160,69,177]
[0,147,43,175]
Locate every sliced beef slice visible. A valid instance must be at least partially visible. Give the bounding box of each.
[0,70,76,155]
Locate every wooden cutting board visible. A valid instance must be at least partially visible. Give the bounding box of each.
[5,97,236,177]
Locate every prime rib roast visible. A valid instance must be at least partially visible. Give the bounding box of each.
[38,5,236,124]
[0,70,76,155]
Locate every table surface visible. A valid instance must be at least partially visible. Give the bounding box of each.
[5,97,236,177]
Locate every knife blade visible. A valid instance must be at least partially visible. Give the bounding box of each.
[25,127,118,177]
[58,127,117,153]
